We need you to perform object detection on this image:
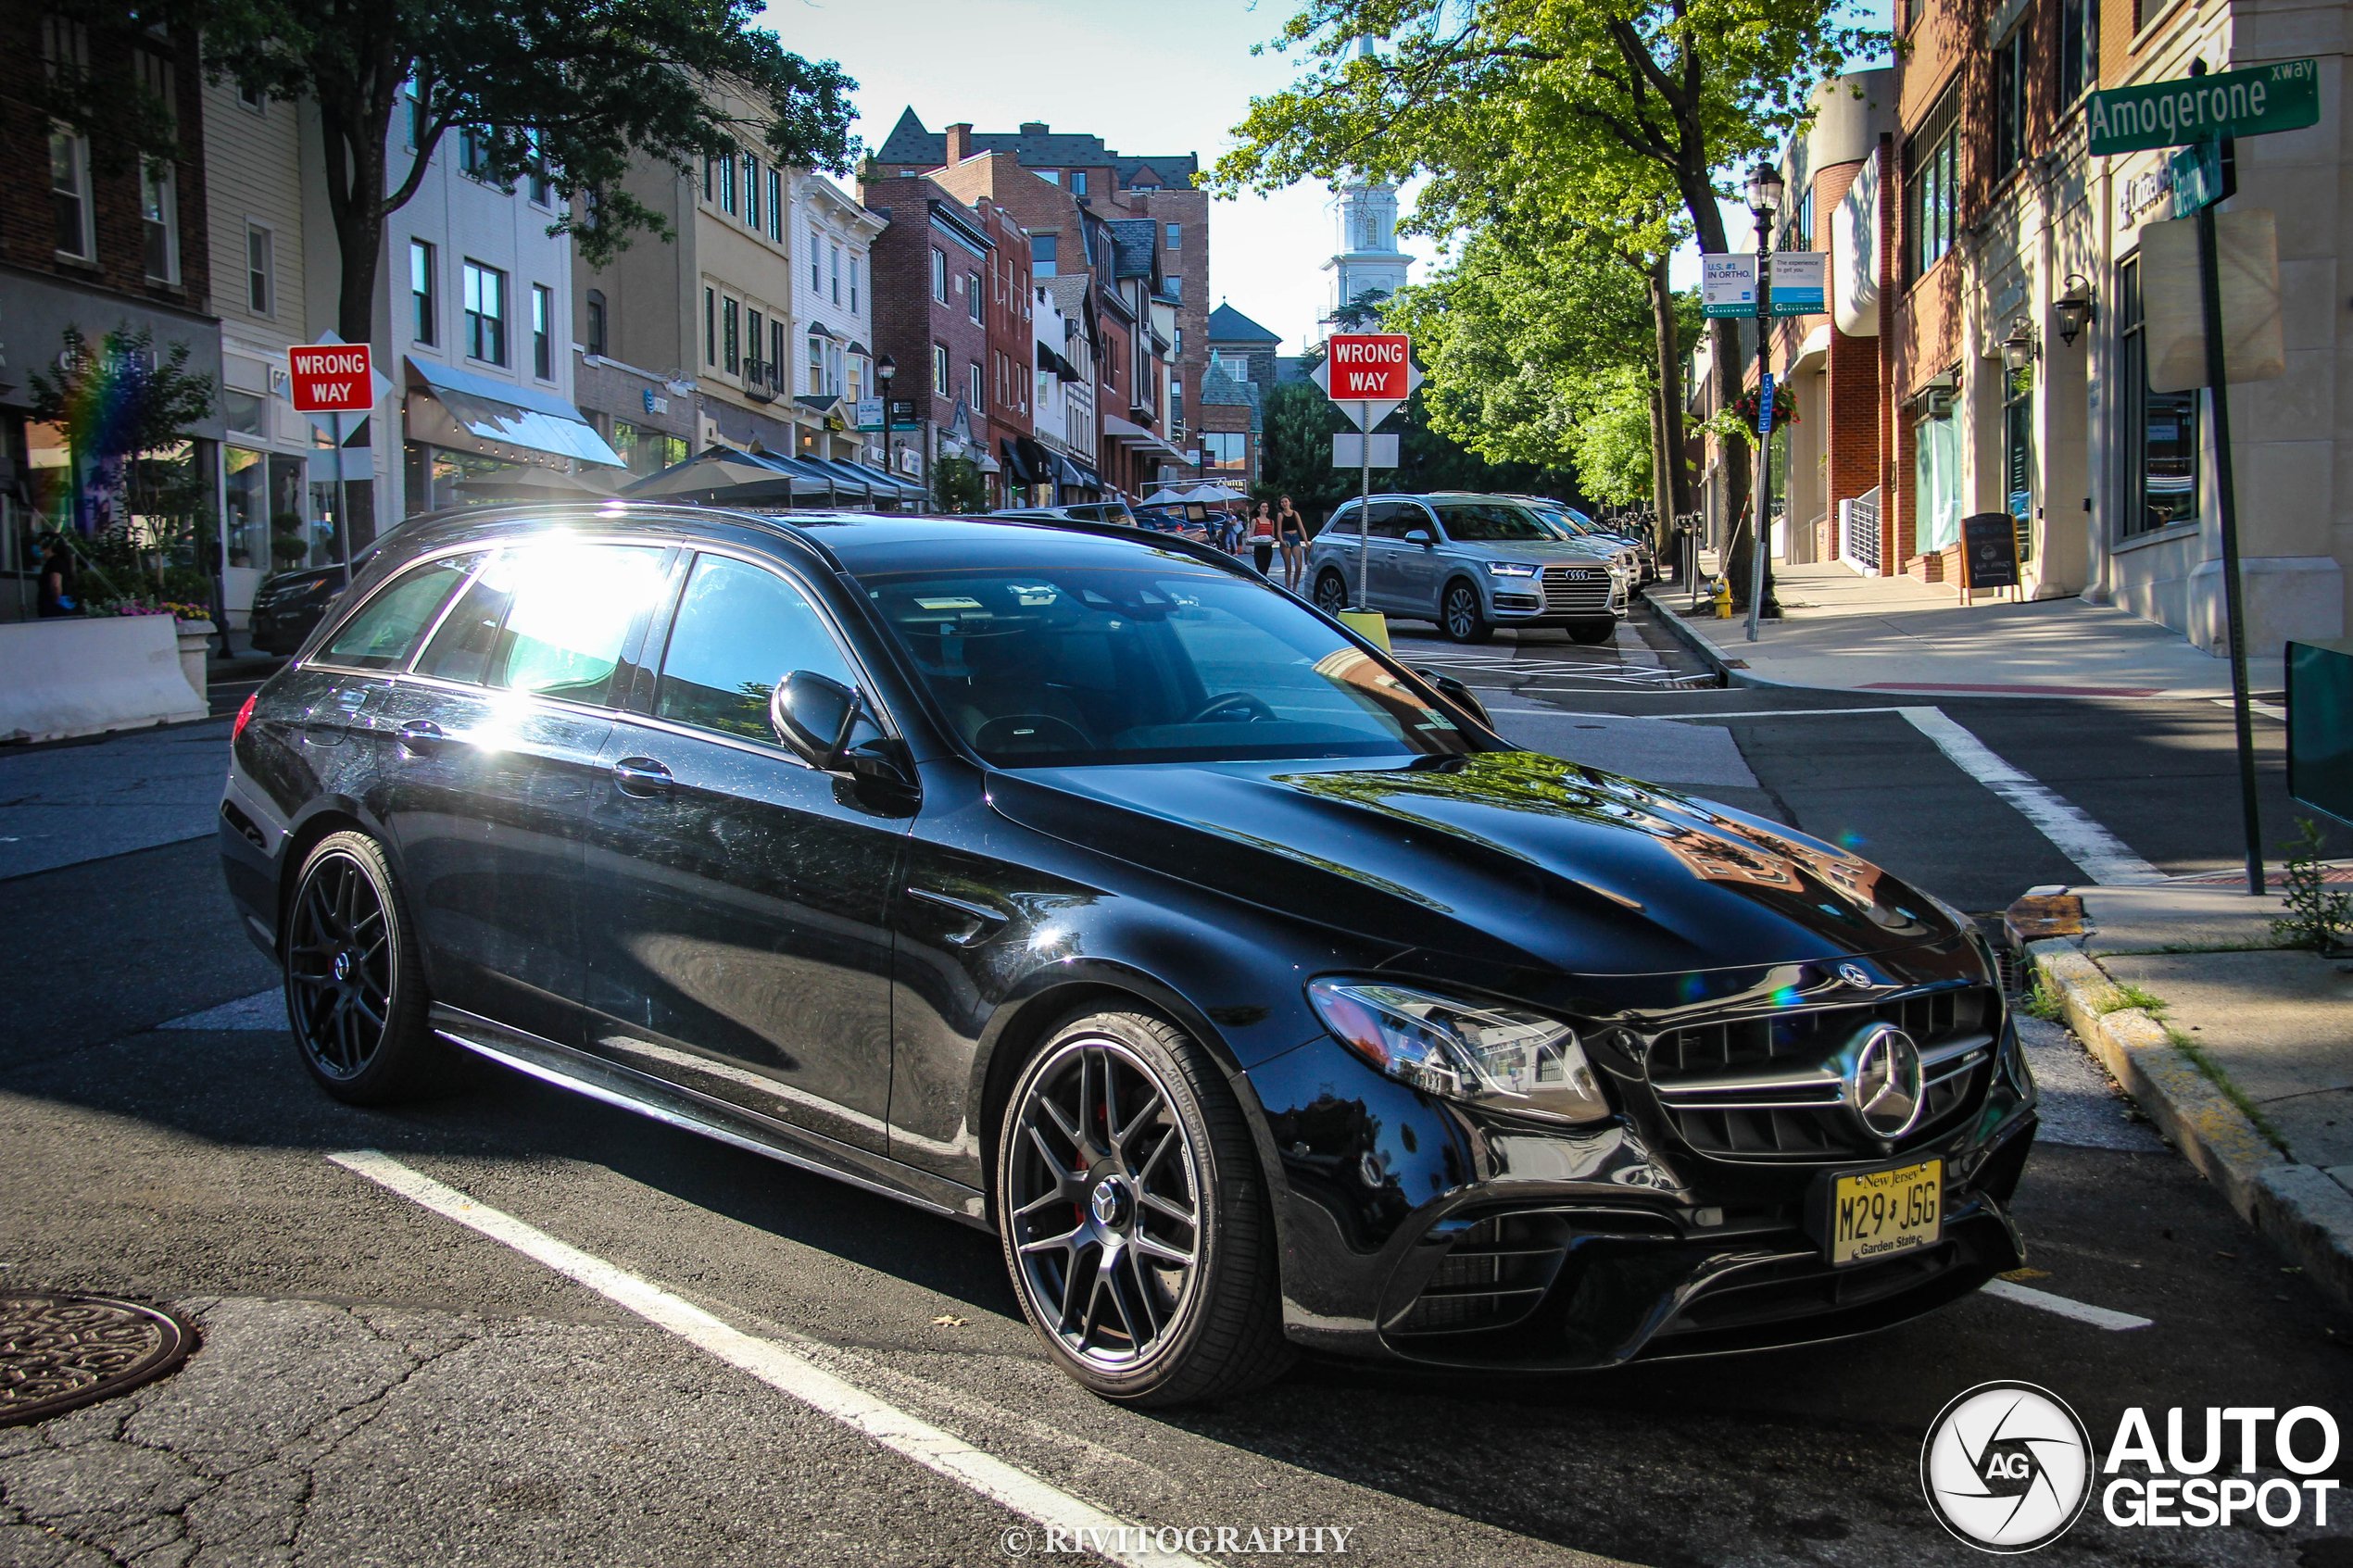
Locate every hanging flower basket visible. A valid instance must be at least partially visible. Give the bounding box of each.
[1733,383,1798,436]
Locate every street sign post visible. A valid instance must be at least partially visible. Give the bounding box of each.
[2088,56,2317,892]
[1331,433,1400,468]
[287,342,373,585]
[1310,336,1421,609]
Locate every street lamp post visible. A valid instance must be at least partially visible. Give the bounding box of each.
[875,355,896,511]
[1744,162,1784,642]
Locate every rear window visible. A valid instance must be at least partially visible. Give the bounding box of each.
[416,543,668,702]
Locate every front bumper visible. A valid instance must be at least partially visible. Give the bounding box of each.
[1249,984,2034,1370]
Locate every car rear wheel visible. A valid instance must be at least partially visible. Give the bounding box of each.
[996,1009,1290,1406]
[284,831,450,1104]
[1313,570,1350,617]
[1567,619,1617,646]
[1441,580,1494,644]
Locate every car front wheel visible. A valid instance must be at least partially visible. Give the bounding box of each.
[1441,580,1494,644]
[284,830,451,1104]
[1313,570,1350,617]
[996,1009,1290,1405]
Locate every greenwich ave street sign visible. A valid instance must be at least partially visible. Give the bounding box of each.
[2087,57,2318,156]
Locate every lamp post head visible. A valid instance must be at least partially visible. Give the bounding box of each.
[1745,162,1785,220]
[2051,275,2095,347]
[875,354,896,383]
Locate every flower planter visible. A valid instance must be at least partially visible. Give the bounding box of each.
[174,619,216,704]
[0,617,210,744]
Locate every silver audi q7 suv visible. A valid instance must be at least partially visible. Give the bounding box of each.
[1307,493,1628,645]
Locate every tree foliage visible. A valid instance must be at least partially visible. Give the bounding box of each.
[193,0,858,341]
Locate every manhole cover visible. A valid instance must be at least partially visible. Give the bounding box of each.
[0,1293,196,1426]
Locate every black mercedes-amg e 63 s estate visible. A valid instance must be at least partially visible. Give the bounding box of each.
[220,503,2035,1404]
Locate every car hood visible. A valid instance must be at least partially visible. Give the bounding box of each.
[1448,540,1617,565]
[986,751,1964,981]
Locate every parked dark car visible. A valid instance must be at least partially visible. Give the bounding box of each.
[220,503,2034,1405]
[246,563,354,655]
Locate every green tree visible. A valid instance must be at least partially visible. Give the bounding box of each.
[1213,0,1881,603]
[195,0,857,344]
[1258,382,1352,518]
[932,455,988,514]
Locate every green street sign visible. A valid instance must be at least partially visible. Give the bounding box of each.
[2088,58,2318,156]
[2171,141,2224,217]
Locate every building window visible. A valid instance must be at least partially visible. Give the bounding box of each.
[1906,88,1960,280]
[808,336,824,396]
[1166,222,1181,249]
[703,153,715,202]
[526,129,551,206]
[458,126,495,181]
[720,150,736,215]
[50,131,93,259]
[932,342,949,397]
[2003,364,2034,563]
[723,296,739,374]
[932,246,947,303]
[1913,403,1963,553]
[1790,189,1816,251]
[404,79,422,149]
[2118,255,2200,536]
[1032,235,1057,277]
[831,245,841,306]
[1069,170,1087,196]
[705,287,716,366]
[239,81,265,112]
[745,155,760,229]
[967,272,984,323]
[1994,26,2029,178]
[1201,433,1246,470]
[1165,276,1182,301]
[767,169,783,241]
[2058,0,2099,106]
[463,261,507,364]
[969,360,985,413]
[532,284,553,379]
[748,308,765,384]
[408,239,433,342]
[849,256,861,313]
[1038,169,1060,186]
[772,320,786,392]
[585,289,607,357]
[247,225,277,317]
[137,157,179,280]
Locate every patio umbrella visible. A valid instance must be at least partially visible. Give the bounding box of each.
[1187,483,1248,502]
[1140,488,1189,506]
[619,446,812,504]
[452,465,620,500]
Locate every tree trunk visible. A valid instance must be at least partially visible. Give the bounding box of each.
[1645,249,1693,558]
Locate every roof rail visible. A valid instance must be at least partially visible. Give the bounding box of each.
[975,513,1259,579]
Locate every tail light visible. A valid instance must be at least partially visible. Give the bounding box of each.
[232,692,258,742]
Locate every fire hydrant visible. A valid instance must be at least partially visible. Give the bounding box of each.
[1713,577,1732,619]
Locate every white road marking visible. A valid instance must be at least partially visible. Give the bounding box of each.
[1897,707,2165,884]
[2210,696,2287,721]
[1982,1278,2154,1331]
[327,1149,1211,1568]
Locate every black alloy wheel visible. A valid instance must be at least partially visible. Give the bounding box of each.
[284,831,448,1104]
[997,1010,1290,1405]
[1441,580,1494,645]
[1313,571,1350,618]
[1567,620,1617,646]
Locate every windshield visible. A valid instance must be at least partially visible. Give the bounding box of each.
[1531,508,1605,539]
[1432,501,1555,543]
[862,564,1478,768]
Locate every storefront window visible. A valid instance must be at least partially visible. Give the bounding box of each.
[225,446,268,568]
[2118,255,2199,535]
[1201,433,1246,471]
[23,421,74,533]
[2003,365,2034,563]
[224,389,266,439]
[266,453,308,571]
[1912,409,1962,554]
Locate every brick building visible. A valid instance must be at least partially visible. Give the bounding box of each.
[2,12,222,616]
[860,172,995,505]
[969,193,1034,508]
[1206,303,1283,397]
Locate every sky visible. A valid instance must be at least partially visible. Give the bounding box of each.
[766,0,1895,356]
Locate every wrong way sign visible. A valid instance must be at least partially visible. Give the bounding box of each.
[287,343,374,414]
[1311,333,1422,430]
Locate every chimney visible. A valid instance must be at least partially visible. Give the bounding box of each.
[945,123,973,164]
[1019,122,1048,136]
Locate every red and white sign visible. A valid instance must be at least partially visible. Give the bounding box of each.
[1323,333,1413,399]
[287,343,374,414]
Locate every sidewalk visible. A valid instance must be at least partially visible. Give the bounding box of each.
[1646,558,2240,698]
[2018,877,2353,1311]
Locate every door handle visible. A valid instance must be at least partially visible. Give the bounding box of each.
[395,720,445,752]
[612,757,673,797]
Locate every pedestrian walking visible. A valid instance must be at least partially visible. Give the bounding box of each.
[1276,495,1309,591]
[1249,503,1276,576]
[36,539,77,618]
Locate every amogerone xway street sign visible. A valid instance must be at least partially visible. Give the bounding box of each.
[2087,58,2318,157]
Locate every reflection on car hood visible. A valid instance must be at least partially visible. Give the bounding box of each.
[986,751,1962,978]
[1440,540,1617,564]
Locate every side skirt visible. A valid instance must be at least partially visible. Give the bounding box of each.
[429,1004,990,1229]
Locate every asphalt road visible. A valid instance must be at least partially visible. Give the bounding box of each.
[2,610,2346,1568]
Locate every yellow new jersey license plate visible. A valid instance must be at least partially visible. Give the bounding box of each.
[1825,1159,1942,1266]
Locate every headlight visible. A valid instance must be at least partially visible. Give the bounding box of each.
[1307,979,1612,1124]
[1484,560,1540,578]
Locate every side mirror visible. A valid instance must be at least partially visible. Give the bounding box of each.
[770,670,862,769]
[1403,529,1433,548]
[1412,667,1494,732]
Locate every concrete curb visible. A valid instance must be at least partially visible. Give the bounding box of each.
[2026,936,2353,1313]
[1638,585,1781,689]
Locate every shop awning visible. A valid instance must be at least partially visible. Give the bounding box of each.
[844,459,925,501]
[1000,439,1033,483]
[406,356,624,469]
[1101,413,1186,464]
[1035,342,1082,381]
[804,458,878,503]
[1054,454,1099,492]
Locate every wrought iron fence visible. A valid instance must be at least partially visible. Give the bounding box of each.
[1842,487,1881,571]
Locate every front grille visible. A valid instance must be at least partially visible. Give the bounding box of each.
[1647,987,1997,1161]
[1390,1213,1569,1336]
[1541,564,1612,615]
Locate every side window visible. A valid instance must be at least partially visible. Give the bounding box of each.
[655,555,857,747]
[416,544,667,702]
[320,554,478,670]
[1396,504,1438,539]
[1364,501,1408,539]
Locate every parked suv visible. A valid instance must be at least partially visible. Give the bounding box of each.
[1307,493,1626,644]
[1519,501,1657,584]
[221,502,2032,1406]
